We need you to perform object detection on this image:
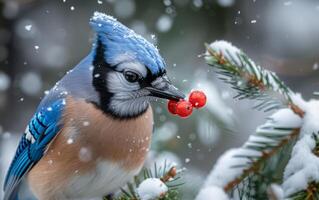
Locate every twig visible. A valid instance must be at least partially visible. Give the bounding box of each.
[224,128,300,192]
[161,167,177,183]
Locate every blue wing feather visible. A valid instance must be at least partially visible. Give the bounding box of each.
[3,99,65,200]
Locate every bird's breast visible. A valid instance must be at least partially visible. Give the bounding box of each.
[28,96,154,198]
[60,96,154,170]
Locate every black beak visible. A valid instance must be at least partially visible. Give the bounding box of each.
[145,77,185,101]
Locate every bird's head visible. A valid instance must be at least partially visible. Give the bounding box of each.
[89,12,185,119]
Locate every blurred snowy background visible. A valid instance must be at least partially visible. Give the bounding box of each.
[1,0,319,199]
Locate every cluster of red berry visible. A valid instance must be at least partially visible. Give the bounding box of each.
[167,90,207,118]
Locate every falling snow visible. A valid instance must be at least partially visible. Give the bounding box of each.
[19,72,42,96]
[67,138,74,144]
[156,15,173,32]
[78,147,92,162]
[83,121,90,126]
[217,0,235,7]
[0,72,10,91]
[24,24,32,31]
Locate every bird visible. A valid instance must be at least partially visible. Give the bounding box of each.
[3,12,185,200]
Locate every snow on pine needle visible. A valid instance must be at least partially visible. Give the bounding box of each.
[197,40,319,199]
[113,163,183,200]
[196,186,229,200]
[205,40,294,113]
[282,100,319,199]
[137,178,168,200]
[196,108,302,199]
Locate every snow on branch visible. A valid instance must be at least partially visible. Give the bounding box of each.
[205,41,304,117]
[196,40,319,199]
[196,108,302,199]
[115,164,183,200]
[282,101,319,199]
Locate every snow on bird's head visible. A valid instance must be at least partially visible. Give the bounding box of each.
[90,12,166,75]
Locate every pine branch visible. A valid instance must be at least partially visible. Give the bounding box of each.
[196,108,302,200]
[284,133,319,200]
[114,163,183,200]
[196,41,317,200]
[204,41,304,117]
[195,41,309,200]
[224,127,300,192]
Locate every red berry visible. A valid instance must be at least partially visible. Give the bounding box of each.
[167,100,178,115]
[176,100,193,118]
[189,90,207,108]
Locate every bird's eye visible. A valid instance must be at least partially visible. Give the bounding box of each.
[123,70,140,83]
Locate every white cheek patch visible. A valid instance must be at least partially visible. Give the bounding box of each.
[106,71,151,116]
[109,97,150,117]
[107,72,140,93]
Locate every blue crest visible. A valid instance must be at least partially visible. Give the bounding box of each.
[90,12,166,75]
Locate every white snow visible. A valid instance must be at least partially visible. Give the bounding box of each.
[67,138,74,144]
[19,72,42,96]
[267,184,284,200]
[203,148,261,188]
[290,93,308,111]
[265,108,302,128]
[217,0,235,7]
[201,108,301,189]
[313,62,318,70]
[193,0,203,8]
[83,121,90,127]
[299,100,319,137]
[206,40,242,66]
[137,178,168,200]
[0,71,10,91]
[91,11,117,22]
[196,186,229,200]
[156,15,173,32]
[198,106,303,198]
[281,98,319,196]
[78,147,92,162]
[163,0,172,6]
[24,24,32,31]
[283,134,319,196]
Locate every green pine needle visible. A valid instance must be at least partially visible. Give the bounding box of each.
[205,42,293,112]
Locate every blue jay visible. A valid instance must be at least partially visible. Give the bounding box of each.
[3,12,185,200]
